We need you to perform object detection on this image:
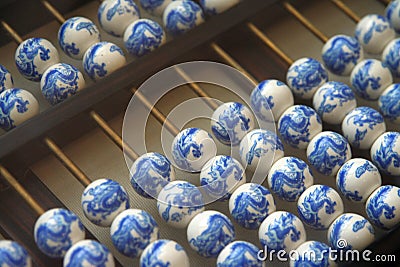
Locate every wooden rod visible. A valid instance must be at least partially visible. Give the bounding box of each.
[331,0,360,23]
[41,0,66,24]
[1,21,23,44]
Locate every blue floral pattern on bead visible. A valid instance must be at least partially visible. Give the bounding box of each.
[65,241,113,267]
[379,84,400,122]
[371,132,400,175]
[217,241,263,267]
[366,186,398,229]
[0,241,31,267]
[165,1,204,35]
[0,88,30,131]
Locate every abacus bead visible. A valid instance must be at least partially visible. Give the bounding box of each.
[355,14,395,54]
[382,38,400,77]
[163,0,204,36]
[187,210,235,258]
[286,58,328,100]
[139,0,173,17]
[0,64,13,93]
[278,105,322,149]
[171,127,217,172]
[81,179,130,227]
[306,131,352,176]
[140,240,190,267]
[366,185,400,229]
[342,107,386,150]
[267,157,314,202]
[370,132,400,176]
[211,102,255,145]
[15,38,60,81]
[258,211,306,253]
[297,185,344,230]
[34,208,85,258]
[63,240,115,267]
[313,81,357,125]
[199,0,240,16]
[0,240,32,267]
[322,34,363,76]
[379,83,400,124]
[289,241,334,267]
[200,155,245,201]
[0,88,39,131]
[40,63,85,105]
[217,241,265,267]
[110,209,159,258]
[229,183,276,229]
[58,17,100,60]
[157,181,205,228]
[130,152,175,199]
[250,79,293,122]
[328,213,375,251]
[98,0,140,37]
[83,42,126,81]
[386,0,400,33]
[336,158,381,203]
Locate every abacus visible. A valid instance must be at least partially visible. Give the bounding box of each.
[0,0,399,266]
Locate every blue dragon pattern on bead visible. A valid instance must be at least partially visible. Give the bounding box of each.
[141,240,184,267]
[379,85,400,121]
[0,241,30,266]
[0,65,12,93]
[83,43,107,80]
[355,15,390,45]
[366,186,396,229]
[294,241,331,267]
[372,132,400,175]
[0,89,29,131]
[165,1,203,35]
[383,40,400,76]
[125,20,164,57]
[217,242,262,267]
[140,0,165,13]
[65,241,111,267]
[250,80,276,121]
[351,60,382,100]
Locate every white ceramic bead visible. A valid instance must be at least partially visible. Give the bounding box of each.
[0,240,32,267]
[211,102,255,145]
[350,59,393,100]
[336,158,381,203]
[83,42,126,81]
[0,64,13,93]
[370,131,400,176]
[81,179,130,227]
[250,79,294,122]
[328,213,375,251]
[58,17,100,59]
[366,185,400,230]
[258,211,306,253]
[386,0,400,33]
[313,81,357,125]
[0,88,39,131]
[171,127,217,172]
[98,0,140,37]
[355,14,395,54]
[382,38,400,77]
[278,105,322,149]
[187,210,235,258]
[139,0,173,17]
[297,185,344,230]
[217,241,265,267]
[199,0,240,16]
[157,180,204,228]
[15,38,60,82]
[289,241,336,267]
[379,83,400,124]
[63,240,115,267]
[140,240,190,267]
[267,157,314,202]
[34,208,85,258]
[163,1,204,36]
[229,183,276,229]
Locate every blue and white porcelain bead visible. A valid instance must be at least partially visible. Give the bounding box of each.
[110,209,159,258]
[0,88,39,131]
[355,14,395,55]
[267,157,314,202]
[250,79,294,122]
[98,0,140,37]
[187,210,235,258]
[40,63,85,105]
[322,34,363,76]
[297,185,344,230]
[239,129,284,174]
[199,0,240,16]
[124,19,166,57]
[307,131,352,176]
[286,58,328,100]
[312,81,357,125]
[382,38,400,77]
[81,178,130,227]
[289,241,336,267]
[211,102,255,146]
[217,241,265,267]
[157,180,205,228]
[83,42,126,81]
[140,0,173,17]
[200,155,245,201]
[379,83,400,124]
[63,240,115,267]
[163,0,205,36]
[386,0,400,33]
[34,208,85,258]
[15,38,60,82]
[370,131,400,176]
[278,105,322,149]
[336,158,381,203]
[328,213,375,251]
[140,239,190,267]
[366,185,400,229]
[258,211,306,253]
[130,152,175,199]
[0,240,32,267]
[171,127,217,172]
[229,183,276,229]
[0,64,13,93]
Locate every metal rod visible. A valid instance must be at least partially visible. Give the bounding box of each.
[330,0,360,23]
[1,21,23,44]
[40,0,66,24]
